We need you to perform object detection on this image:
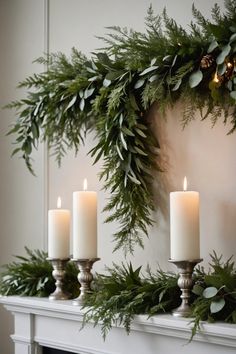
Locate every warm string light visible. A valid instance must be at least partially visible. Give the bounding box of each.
[211,58,234,85]
[213,72,220,83]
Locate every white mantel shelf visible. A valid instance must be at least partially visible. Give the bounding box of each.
[0,296,236,354]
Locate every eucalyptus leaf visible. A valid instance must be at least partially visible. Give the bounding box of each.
[151,58,157,66]
[79,90,84,98]
[217,63,226,76]
[149,74,158,82]
[134,79,145,89]
[135,128,147,138]
[86,67,96,74]
[120,132,128,150]
[103,78,111,87]
[122,126,135,137]
[230,33,236,43]
[216,44,231,65]
[163,55,172,62]
[134,146,148,156]
[172,78,182,91]
[66,95,77,111]
[203,286,218,299]
[210,298,225,313]
[23,139,32,155]
[31,122,39,139]
[140,65,158,76]
[79,98,85,111]
[128,174,141,185]
[172,55,178,67]
[116,143,124,161]
[189,70,203,88]
[207,39,218,53]
[88,76,99,82]
[230,91,236,100]
[11,147,21,157]
[84,87,95,99]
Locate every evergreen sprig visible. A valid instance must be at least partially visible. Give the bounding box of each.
[190,251,236,339]
[0,248,236,341]
[0,247,80,298]
[6,1,236,253]
[82,263,180,339]
[82,254,236,340]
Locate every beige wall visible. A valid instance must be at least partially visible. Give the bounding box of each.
[0,0,46,352]
[1,0,235,353]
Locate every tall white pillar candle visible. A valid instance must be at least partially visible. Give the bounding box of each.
[73,179,97,259]
[48,197,70,258]
[170,177,200,260]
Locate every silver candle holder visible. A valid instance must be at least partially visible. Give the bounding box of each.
[169,259,203,317]
[47,258,70,300]
[72,258,100,306]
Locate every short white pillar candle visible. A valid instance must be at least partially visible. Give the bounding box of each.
[48,197,70,259]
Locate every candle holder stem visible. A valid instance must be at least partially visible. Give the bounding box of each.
[47,258,70,300]
[72,258,100,306]
[169,259,202,317]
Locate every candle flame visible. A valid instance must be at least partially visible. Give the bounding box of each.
[83,178,88,191]
[57,196,62,209]
[183,176,187,191]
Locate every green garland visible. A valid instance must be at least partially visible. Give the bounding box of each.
[1,250,236,340]
[0,247,79,298]
[6,1,236,253]
[82,252,236,340]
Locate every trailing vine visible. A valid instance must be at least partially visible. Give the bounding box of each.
[6,1,236,253]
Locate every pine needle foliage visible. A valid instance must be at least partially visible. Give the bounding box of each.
[82,254,236,340]
[190,251,236,339]
[6,1,236,253]
[0,249,235,341]
[0,247,80,298]
[82,263,180,339]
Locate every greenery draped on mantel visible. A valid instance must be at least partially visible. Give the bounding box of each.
[6,0,236,253]
[0,249,236,339]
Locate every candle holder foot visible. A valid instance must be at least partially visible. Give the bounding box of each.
[169,259,203,317]
[72,258,100,306]
[47,258,70,300]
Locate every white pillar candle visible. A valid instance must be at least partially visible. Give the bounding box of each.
[73,179,97,259]
[48,197,70,258]
[170,177,200,260]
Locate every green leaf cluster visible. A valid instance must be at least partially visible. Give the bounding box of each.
[6,1,236,253]
[1,248,235,341]
[82,263,180,339]
[191,251,236,339]
[0,247,80,298]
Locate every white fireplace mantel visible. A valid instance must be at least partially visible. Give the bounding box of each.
[0,296,236,354]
